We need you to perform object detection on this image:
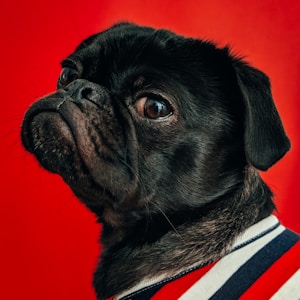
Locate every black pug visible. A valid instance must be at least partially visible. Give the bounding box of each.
[21,23,300,299]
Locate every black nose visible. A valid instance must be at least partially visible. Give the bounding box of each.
[64,79,109,105]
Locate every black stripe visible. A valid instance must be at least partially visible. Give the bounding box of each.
[210,229,300,300]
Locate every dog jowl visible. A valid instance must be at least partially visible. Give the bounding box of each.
[22,23,299,299]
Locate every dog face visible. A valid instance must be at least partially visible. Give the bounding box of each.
[21,22,290,231]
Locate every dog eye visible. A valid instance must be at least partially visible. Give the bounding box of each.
[135,96,173,120]
[58,67,79,88]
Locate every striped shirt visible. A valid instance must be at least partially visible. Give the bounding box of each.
[113,216,300,300]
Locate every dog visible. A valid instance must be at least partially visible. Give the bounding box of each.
[21,23,300,299]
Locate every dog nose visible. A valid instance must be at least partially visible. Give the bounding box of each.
[64,79,109,104]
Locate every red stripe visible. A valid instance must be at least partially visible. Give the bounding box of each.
[240,240,300,300]
[151,262,217,299]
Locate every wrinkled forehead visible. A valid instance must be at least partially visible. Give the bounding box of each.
[62,25,188,89]
[70,24,209,74]
[67,24,161,67]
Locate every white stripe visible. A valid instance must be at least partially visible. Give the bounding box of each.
[270,269,300,300]
[179,220,284,299]
[231,215,279,248]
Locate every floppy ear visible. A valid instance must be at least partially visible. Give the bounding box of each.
[234,62,290,171]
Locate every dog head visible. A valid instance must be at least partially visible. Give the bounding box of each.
[21,23,290,230]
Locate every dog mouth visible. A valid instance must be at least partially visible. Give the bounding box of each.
[21,91,139,209]
[22,95,76,172]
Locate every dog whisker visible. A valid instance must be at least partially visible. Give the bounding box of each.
[152,202,185,243]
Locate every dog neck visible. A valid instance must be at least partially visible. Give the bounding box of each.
[94,166,275,299]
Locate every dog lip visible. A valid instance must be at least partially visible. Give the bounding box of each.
[21,94,67,153]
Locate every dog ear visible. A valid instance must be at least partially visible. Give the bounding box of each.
[234,62,290,171]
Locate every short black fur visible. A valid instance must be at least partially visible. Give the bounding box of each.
[21,23,290,299]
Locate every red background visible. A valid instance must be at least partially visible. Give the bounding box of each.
[0,1,299,299]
